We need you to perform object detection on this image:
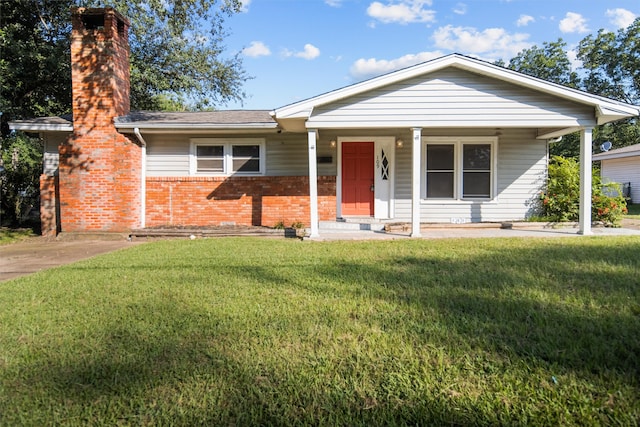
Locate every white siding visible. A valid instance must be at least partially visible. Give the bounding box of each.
[145,135,190,176]
[394,129,547,222]
[308,69,594,129]
[42,132,69,176]
[145,133,336,177]
[601,157,640,204]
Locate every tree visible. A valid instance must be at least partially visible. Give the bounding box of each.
[505,39,580,88]
[0,0,72,134]
[0,0,248,129]
[577,18,640,151]
[577,18,640,105]
[114,0,249,111]
[0,133,43,226]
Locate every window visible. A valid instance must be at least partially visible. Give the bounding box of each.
[424,137,496,200]
[196,145,224,173]
[426,144,455,198]
[191,138,265,175]
[462,144,491,198]
[232,144,260,173]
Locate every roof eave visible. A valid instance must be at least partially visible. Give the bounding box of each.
[115,122,280,132]
[593,151,640,161]
[9,122,73,132]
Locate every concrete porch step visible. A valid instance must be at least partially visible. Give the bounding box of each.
[319,220,387,231]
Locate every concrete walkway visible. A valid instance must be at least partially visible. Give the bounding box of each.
[310,224,640,241]
[0,239,137,282]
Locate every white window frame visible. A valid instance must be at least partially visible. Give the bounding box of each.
[422,136,498,201]
[190,138,266,176]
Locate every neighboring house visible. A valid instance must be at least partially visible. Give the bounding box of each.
[593,143,640,204]
[9,7,640,238]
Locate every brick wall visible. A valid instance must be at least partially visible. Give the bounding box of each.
[145,176,336,227]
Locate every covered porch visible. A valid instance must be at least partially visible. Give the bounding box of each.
[271,54,639,239]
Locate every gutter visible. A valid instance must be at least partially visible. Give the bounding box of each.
[115,122,279,132]
[133,127,147,229]
[9,123,74,132]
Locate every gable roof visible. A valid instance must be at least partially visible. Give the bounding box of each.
[272,53,640,127]
[593,143,640,161]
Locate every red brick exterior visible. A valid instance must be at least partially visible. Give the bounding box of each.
[145,176,336,227]
[40,174,59,237]
[56,8,141,234]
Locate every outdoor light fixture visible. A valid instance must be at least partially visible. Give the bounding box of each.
[329,140,337,148]
[396,139,404,148]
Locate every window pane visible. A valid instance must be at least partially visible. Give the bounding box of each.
[233,145,260,157]
[427,172,454,198]
[463,144,491,170]
[233,158,260,172]
[463,172,490,198]
[197,159,224,172]
[197,145,223,157]
[427,145,454,170]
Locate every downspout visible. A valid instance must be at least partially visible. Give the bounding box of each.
[133,128,147,229]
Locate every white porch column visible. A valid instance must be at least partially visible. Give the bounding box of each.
[578,128,593,235]
[411,128,422,237]
[307,129,320,238]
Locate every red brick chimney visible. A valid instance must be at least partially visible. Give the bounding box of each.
[56,7,141,235]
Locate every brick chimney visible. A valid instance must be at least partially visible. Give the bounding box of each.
[56,7,141,235]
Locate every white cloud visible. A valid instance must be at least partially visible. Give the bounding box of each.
[243,41,271,58]
[566,47,582,71]
[516,14,535,27]
[453,3,467,15]
[239,0,251,12]
[606,8,637,29]
[432,25,532,61]
[350,50,444,79]
[559,12,589,33]
[283,44,321,60]
[367,0,436,25]
[325,0,343,6]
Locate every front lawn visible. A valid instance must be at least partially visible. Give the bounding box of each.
[0,237,638,425]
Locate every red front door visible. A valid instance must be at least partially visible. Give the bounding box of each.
[342,142,374,216]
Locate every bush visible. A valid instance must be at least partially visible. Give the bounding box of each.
[539,156,627,226]
[592,183,628,226]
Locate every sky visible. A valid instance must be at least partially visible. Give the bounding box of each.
[222,0,639,110]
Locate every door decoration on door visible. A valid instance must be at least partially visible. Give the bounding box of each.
[380,149,389,180]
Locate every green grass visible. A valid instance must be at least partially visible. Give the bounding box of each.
[1,237,639,426]
[0,227,37,245]
[625,203,640,219]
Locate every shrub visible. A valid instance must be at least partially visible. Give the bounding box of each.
[592,183,628,226]
[539,156,627,226]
